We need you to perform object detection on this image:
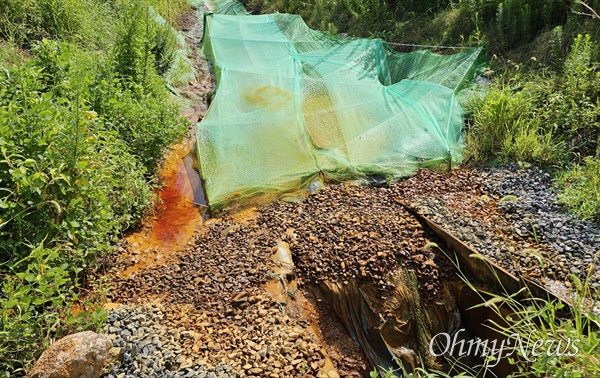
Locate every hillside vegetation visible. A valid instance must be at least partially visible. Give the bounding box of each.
[0,0,190,375]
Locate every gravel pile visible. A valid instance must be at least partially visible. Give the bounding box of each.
[389,167,600,288]
[110,218,273,311]
[103,304,235,378]
[480,164,600,287]
[102,163,600,377]
[257,184,451,296]
[107,217,328,377]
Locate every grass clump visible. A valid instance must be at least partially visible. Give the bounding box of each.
[468,278,600,377]
[465,33,599,220]
[465,34,599,167]
[556,157,600,222]
[465,82,565,165]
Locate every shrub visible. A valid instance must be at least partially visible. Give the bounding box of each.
[31,39,186,174]
[88,74,187,173]
[0,60,153,263]
[0,243,106,376]
[112,0,182,84]
[0,0,188,371]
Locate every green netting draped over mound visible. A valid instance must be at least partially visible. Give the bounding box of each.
[196,3,484,210]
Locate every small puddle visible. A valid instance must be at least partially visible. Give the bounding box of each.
[119,135,206,278]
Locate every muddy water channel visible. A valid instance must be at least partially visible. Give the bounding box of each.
[118,136,205,278]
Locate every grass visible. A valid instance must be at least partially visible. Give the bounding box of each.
[464,81,567,166]
[556,157,600,222]
[459,270,600,377]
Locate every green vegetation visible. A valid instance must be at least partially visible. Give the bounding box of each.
[0,0,189,375]
[557,157,600,222]
[462,272,600,377]
[242,0,597,51]
[465,33,599,166]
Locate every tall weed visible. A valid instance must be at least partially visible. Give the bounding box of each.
[462,273,600,377]
[465,83,565,165]
[0,0,116,49]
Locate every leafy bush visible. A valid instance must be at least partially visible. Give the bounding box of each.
[0,244,106,376]
[0,49,156,262]
[557,157,600,221]
[32,39,186,173]
[88,73,187,173]
[0,0,188,373]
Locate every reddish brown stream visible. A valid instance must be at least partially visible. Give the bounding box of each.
[119,128,206,277]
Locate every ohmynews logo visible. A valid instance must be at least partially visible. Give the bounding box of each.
[429,329,580,367]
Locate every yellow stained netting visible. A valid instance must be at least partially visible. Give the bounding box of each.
[197,1,484,211]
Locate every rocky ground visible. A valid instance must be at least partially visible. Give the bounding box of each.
[390,165,600,289]
[257,184,454,297]
[481,164,600,286]
[100,163,600,377]
[102,183,454,377]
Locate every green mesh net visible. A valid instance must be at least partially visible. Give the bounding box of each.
[196,1,484,211]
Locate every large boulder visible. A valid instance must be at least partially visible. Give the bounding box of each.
[28,331,111,378]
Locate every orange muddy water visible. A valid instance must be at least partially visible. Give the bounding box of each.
[119,136,206,278]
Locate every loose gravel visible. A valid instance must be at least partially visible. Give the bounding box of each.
[102,164,600,377]
[257,184,453,297]
[103,304,236,378]
[480,164,600,287]
[106,218,328,378]
[390,165,600,288]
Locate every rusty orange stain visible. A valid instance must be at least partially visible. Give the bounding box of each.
[230,207,257,223]
[118,138,204,278]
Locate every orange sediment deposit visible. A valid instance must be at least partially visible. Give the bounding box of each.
[118,138,205,278]
[230,206,258,223]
